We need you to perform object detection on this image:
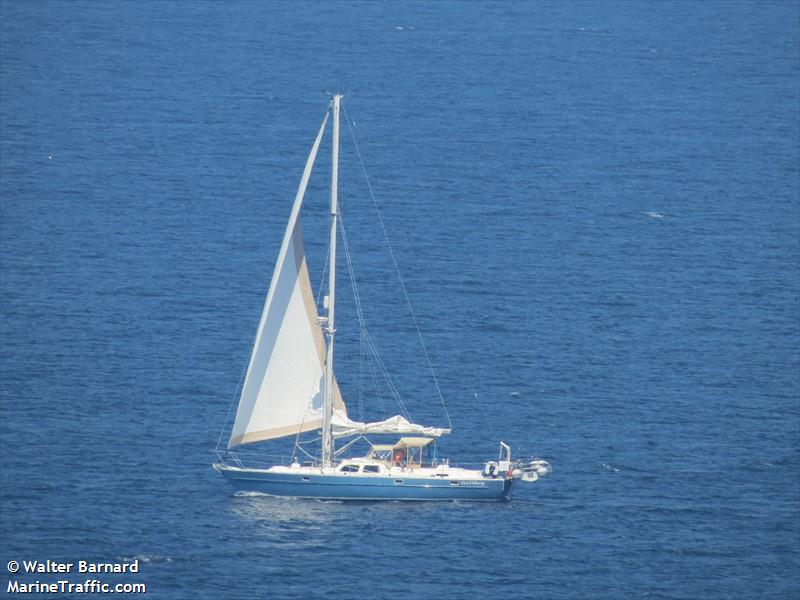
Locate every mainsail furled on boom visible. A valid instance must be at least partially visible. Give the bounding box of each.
[331,412,450,438]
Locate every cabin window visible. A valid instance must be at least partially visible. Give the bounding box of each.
[394,479,404,485]
[363,465,380,474]
[340,464,360,473]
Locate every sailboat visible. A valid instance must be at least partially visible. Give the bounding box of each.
[213,95,550,501]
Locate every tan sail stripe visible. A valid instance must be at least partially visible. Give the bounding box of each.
[230,418,324,448]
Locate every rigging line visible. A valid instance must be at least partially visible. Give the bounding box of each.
[215,369,244,451]
[366,349,387,420]
[363,329,412,421]
[334,435,364,456]
[215,323,259,451]
[361,328,400,409]
[361,341,385,419]
[342,103,452,428]
[358,325,365,422]
[290,412,309,464]
[294,444,317,461]
[337,210,366,328]
[339,209,370,421]
[217,244,281,451]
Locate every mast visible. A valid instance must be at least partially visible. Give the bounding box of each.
[322,94,342,467]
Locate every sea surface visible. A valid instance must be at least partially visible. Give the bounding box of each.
[1,2,798,599]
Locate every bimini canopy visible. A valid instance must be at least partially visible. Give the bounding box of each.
[394,437,434,449]
[369,444,396,453]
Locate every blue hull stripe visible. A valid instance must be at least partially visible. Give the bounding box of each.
[219,468,515,501]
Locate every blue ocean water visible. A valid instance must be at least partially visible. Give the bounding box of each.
[1,1,798,598]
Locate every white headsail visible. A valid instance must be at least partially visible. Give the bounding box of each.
[229,112,344,448]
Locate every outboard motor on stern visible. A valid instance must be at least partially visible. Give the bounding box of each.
[512,457,552,483]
